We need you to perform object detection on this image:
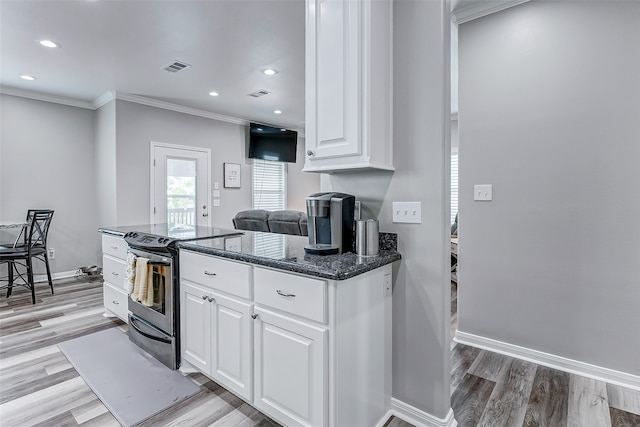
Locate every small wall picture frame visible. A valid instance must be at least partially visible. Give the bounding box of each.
[224,162,241,188]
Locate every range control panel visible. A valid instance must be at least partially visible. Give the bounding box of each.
[124,232,176,251]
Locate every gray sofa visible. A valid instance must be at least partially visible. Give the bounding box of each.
[233,210,308,236]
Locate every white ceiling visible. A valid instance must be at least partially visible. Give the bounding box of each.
[0,0,525,128]
[0,0,305,130]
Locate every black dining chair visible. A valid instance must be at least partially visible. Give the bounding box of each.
[0,210,55,304]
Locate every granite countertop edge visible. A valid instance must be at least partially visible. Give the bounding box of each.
[177,241,401,281]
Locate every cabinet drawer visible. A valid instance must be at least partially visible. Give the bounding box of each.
[102,234,128,260]
[104,282,128,322]
[103,255,126,289]
[180,251,250,299]
[254,267,326,323]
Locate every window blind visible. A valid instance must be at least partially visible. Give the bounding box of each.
[252,159,286,258]
[451,153,458,225]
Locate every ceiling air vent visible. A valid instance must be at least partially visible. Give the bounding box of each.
[163,61,191,73]
[248,89,271,98]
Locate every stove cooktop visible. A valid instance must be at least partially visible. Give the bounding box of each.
[124,226,243,251]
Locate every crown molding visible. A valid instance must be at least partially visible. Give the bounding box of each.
[0,86,95,109]
[1,86,301,132]
[112,92,247,126]
[452,0,530,24]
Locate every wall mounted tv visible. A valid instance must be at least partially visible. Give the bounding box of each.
[248,122,298,163]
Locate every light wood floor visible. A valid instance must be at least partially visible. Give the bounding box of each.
[1,277,639,426]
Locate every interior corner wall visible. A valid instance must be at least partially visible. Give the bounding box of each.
[0,94,102,273]
[95,99,117,228]
[458,1,640,375]
[322,0,452,418]
[287,136,320,212]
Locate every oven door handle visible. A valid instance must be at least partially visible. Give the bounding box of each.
[147,261,171,266]
[129,316,172,344]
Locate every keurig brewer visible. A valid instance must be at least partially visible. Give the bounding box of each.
[304,192,356,255]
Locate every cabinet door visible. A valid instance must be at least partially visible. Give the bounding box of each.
[180,282,211,374]
[253,307,327,427]
[306,0,361,161]
[210,292,252,401]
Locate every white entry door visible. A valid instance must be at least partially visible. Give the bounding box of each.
[151,142,211,228]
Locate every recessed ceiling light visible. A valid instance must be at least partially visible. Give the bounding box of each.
[209,91,219,97]
[262,68,279,76]
[20,75,36,81]
[38,39,61,48]
[273,110,282,114]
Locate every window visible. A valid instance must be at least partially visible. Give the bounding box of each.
[451,152,458,225]
[252,159,286,258]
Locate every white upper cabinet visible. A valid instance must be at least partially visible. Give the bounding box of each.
[304,0,393,173]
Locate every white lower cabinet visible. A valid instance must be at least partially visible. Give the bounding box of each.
[180,280,252,401]
[100,234,128,323]
[253,307,327,427]
[180,249,392,427]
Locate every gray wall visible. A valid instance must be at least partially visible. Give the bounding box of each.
[0,94,102,273]
[322,0,452,418]
[95,100,117,228]
[113,100,317,227]
[458,1,640,375]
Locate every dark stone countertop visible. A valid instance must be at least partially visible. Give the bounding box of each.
[177,230,401,281]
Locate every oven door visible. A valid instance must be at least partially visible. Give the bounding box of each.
[127,247,174,335]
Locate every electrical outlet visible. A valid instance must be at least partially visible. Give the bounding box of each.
[392,202,422,223]
[474,184,493,201]
[384,273,392,296]
[48,248,55,259]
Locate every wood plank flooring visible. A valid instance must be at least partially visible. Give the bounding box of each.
[1,277,638,426]
[449,282,640,427]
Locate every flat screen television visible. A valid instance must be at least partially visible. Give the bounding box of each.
[248,122,298,163]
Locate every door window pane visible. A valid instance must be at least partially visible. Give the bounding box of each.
[167,158,196,229]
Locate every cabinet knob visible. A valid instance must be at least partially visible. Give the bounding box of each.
[307,150,315,157]
[208,296,215,303]
[276,290,296,298]
[202,295,208,300]
[204,271,217,276]
[251,313,259,320]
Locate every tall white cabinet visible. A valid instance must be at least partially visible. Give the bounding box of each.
[180,249,393,427]
[304,0,393,172]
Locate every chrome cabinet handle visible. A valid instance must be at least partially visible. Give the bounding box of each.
[207,296,215,303]
[276,290,296,298]
[112,300,119,305]
[251,314,258,319]
[111,246,118,250]
[111,272,119,276]
[204,271,217,276]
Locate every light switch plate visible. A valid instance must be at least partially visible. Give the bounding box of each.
[392,202,422,223]
[213,190,220,198]
[214,182,220,190]
[213,199,221,207]
[474,184,493,201]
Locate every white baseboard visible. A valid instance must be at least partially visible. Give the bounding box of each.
[455,330,640,392]
[386,399,457,427]
[33,270,86,283]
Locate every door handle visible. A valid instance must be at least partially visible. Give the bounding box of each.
[202,213,209,217]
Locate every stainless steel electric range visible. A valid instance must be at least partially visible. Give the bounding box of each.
[123,225,242,369]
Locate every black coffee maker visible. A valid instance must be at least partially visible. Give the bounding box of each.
[304,192,356,255]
